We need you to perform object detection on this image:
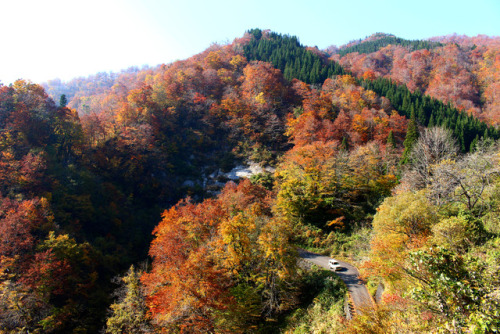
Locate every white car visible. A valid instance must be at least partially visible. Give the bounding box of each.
[328,259,342,271]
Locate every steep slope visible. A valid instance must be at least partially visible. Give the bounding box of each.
[243,28,345,84]
[334,35,500,126]
[243,29,498,151]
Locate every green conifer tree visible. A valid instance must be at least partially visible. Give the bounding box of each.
[341,137,349,151]
[387,130,396,148]
[428,113,435,128]
[59,94,68,108]
[105,265,151,334]
[401,110,419,164]
[470,135,479,152]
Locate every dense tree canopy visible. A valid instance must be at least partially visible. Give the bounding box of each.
[1,29,499,332]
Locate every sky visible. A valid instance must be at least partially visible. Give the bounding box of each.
[0,0,499,85]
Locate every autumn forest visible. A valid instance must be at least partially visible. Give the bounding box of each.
[1,29,500,333]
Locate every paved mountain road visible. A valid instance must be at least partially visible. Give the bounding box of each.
[298,249,374,314]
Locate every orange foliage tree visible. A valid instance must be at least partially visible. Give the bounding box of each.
[142,180,297,332]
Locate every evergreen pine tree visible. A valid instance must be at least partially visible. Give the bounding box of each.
[387,130,396,148]
[105,265,151,334]
[341,137,349,151]
[470,135,479,152]
[417,105,426,125]
[428,113,435,127]
[401,110,419,164]
[59,94,68,108]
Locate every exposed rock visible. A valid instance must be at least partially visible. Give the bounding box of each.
[223,162,275,180]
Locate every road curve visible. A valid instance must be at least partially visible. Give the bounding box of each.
[298,249,374,314]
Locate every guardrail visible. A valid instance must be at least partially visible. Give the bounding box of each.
[344,292,355,320]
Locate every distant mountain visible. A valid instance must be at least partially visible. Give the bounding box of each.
[332,33,443,57]
[42,66,155,114]
[335,34,500,126]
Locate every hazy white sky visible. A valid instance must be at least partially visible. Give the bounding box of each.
[0,0,498,84]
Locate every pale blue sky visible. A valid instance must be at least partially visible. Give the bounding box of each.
[0,0,498,84]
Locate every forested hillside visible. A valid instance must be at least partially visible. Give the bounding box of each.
[242,29,345,84]
[334,33,443,57]
[42,67,154,114]
[333,33,500,125]
[1,29,499,333]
